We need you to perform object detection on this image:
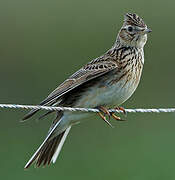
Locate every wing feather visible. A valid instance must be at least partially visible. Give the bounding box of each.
[22,60,118,120]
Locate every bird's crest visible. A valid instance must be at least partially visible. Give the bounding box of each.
[124,13,146,28]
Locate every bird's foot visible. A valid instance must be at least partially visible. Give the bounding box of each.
[97,106,127,127]
[111,106,127,121]
[115,106,127,115]
[97,106,114,128]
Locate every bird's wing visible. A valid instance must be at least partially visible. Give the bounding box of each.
[22,58,118,120]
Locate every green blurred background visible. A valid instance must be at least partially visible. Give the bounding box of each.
[1,0,175,179]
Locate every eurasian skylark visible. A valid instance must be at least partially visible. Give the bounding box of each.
[23,13,151,168]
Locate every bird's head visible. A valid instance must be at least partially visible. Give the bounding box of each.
[117,13,151,48]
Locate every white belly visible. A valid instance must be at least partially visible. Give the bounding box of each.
[63,73,141,124]
[76,76,139,108]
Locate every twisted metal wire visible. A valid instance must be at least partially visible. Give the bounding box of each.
[0,103,175,113]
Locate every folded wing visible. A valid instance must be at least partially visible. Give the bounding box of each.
[22,59,118,120]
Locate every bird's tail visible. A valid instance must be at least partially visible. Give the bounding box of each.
[24,125,71,169]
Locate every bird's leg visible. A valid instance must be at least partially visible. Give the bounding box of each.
[97,106,113,128]
[110,106,126,121]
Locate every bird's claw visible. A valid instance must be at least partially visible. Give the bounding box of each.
[97,106,127,127]
[115,106,127,116]
[97,106,114,128]
[111,112,126,121]
[98,111,114,128]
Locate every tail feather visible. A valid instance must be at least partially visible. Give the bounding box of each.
[36,136,61,167]
[24,126,71,168]
[24,119,61,168]
[24,116,70,169]
[52,126,71,163]
[46,137,60,165]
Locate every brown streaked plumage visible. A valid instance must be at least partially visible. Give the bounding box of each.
[23,13,151,168]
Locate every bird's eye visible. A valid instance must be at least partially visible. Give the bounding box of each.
[128,26,133,32]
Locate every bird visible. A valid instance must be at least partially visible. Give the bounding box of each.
[22,13,151,168]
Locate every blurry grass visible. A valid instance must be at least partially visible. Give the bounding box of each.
[1,0,175,179]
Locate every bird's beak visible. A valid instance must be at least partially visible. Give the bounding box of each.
[144,28,152,34]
